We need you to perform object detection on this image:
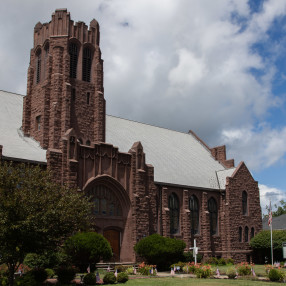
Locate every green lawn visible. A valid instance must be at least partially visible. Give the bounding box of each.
[118,277,278,286]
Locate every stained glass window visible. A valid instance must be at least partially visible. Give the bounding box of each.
[169,193,180,234]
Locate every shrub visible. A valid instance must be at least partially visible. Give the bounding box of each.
[125,267,135,275]
[103,272,116,284]
[134,234,186,270]
[226,267,237,279]
[45,268,55,278]
[55,266,77,284]
[170,261,185,272]
[182,262,196,274]
[83,273,97,285]
[226,258,234,265]
[236,262,251,276]
[64,232,112,272]
[14,272,37,286]
[30,267,48,283]
[138,262,156,276]
[218,258,226,266]
[183,251,203,263]
[268,268,285,282]
[195,264,213,278]
[0,277,8,286]
[115,265,128,273]
[206,257,219,265]
[117,272,129,283]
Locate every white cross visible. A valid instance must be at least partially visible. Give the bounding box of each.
[189,239,200,265]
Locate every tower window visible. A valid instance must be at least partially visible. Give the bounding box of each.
[242,191,248,215]
[35,115,41,131]
[36,49,41,84]
[82,47,92,82]
[71,88,76,101]
[87,92,90,104]
[44,44,49,80]
[169,192,180,235]
[69,43,78,79]
[251,227,255,239]
[239,226,242,242]
[208,197,218,235]
[189,195,199,235]
[245,226,249,242]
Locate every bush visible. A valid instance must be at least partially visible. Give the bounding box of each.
[0,277,8,286]
[55,266,77,284]
[138,262,156,276]
[30,267,48,283]
[45,268,55,278]
[117,272,129,283]
[170,261,185,272]
[226,267,237,279]
[195,264,213,278]
[103,272,116,284]
[125,267,134,275]
[14,272,37,286]
[206,257,219,265]
[268,268,285,282]
[134,234,186,270]
[218,258,226,266]
[182,262,196,274]
[226,258,234,265]
[83,273,97,285]
[183,251,203,263]
[236,262,251,276]
[64,232,112,272]
[115,265,128,273]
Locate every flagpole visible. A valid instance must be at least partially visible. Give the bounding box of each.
[270,221,273,266]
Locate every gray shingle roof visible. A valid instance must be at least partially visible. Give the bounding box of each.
[106,115,234,189]
[262,214,286,230]
[0,90,46,163]
[0,90,236,189]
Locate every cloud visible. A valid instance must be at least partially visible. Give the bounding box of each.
[259,184,286,214]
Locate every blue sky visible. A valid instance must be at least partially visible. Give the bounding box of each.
[0,0,285,214]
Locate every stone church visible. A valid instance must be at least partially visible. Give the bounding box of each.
[0,9,262,263]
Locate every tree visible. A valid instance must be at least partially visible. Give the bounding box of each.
[250,230,286,263]
[264,200,286,218]
[134,234,186,270]
[64,232,112,272]
[0,162,92,286]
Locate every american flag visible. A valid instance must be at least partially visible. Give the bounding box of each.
[268,201,272,227]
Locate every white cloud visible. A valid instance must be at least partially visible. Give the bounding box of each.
[259,184,286,215]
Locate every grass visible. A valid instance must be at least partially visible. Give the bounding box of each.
[112,277,278,286]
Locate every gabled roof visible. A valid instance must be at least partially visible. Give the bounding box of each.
[106,115,234,189]
[0,90,46,164]
[0,90,236,189]
[262,214,286,230]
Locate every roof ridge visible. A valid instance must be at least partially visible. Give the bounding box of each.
[0,90,25,97]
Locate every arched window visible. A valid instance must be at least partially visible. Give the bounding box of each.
[168,193,180,234]
[239,226,242,242]
[245,226,249,242]
[251,227,255,239]
[36,49,41,84]
[208,198,218,235]
[242,191,248,215]
[44,43,49,79]
[82,47,92,82]
[189,195,199,235]
[69,43,78,79]
[90,185,122,216]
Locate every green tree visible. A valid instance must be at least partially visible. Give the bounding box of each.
[264,200,286,218]
[64,232,112,272]
[250,230,286,263]
[134,234,186,270]
[0,162,92,286]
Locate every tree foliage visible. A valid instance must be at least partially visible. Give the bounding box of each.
[0,162,92,285]
[264,200,286,218]
[134,234,186,270]
[250,230,286,263]
[64,232,112,272]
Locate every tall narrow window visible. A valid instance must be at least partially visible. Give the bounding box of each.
[87,92,90,105]
[82,47,92,82]
[36,49,41,84]
[251,227,255,239]
[242,191,248,215]
[35,115,41,131]
[189,195,199,235]
[169,193,180,234]
[208,198,218,235]
[44,44,49,80]
[245,226,249,242]
[239,227,242,242]
[69,43,78,78]
[71,88,76,101]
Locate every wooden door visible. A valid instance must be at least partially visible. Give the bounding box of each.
[104,230,120,261]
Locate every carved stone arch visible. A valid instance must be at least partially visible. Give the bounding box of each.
[83,175,131,218]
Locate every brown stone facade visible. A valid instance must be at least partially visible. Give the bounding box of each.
[16,9,262,262]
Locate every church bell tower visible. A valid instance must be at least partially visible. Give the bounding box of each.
[22,9,105,149]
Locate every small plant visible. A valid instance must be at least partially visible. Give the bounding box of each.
[268,268,285,282]
[182,262,196,274]
[226,267,237,279]
[195,264,213,278]
[83,273,97,285]
[117,272,129,283]
[103,272,116,284]
[170,261,185,272]
[30,267,48,283]
[55,266,77,284]
[206,257,219,265]
[264,264,273,274]
[226,258,234,265]
[115,265,128,273]
[125,267,135,275]
[45,268,55,278]
[138,262,156,276]
[236,262,251,276]
[218,258,226,266]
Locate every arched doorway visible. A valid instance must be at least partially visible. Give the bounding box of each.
[84,175,131,262]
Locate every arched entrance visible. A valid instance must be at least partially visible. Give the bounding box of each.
[83,175,131,262]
